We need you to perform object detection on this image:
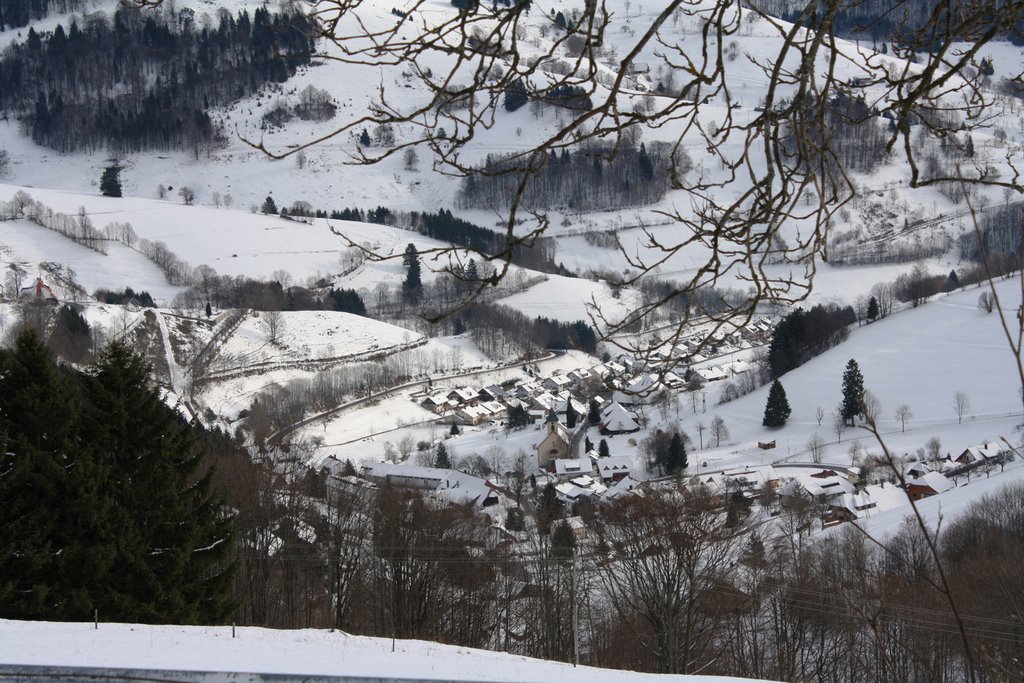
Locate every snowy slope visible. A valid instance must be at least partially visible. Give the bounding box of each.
[0,619,771,683]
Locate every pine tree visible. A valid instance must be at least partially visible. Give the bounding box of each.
[260,195,278,214]
[359,129,371,146]
[449,422,460,436]
[841,358,865,425]
[598,438,610,458]
[762,379,792,428]
[403,244,422,300]
[77,341,235,623]
[588,399,601,425]
[0,332,235,624]
[0,330,79,618]
[100,165,122,197]
[866,296,879,321]
[565,400,577,429]
[434,442,451,469]
[666,431,688,474]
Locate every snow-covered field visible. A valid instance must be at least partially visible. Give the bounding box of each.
[0,620,770,682]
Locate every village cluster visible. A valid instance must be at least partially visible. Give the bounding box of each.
[318,314,1016,536]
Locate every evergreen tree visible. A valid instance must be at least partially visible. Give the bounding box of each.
[77,341,235,623]
[99,165,122,197]
[402,245,422,301]
[841,358,865,425]
[866,296,879,321]
[565,400,577,429]
[503,78,528,112]
[598,438,610,458]
[465,258,479,280]
[762,379,792,428]
[0,331,79,619]
[449,422,460,436]
[0,333,235,624]
[666,431,687,474]
[434,441,451,469]
[588,398,601,425]
[359,129,371,146]
[260,195,278,214]
[205,302,212,318]
[507,404,530,429]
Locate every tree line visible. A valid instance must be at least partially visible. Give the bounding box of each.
[0,0,87,31]
[458,142,674,211]
[0,5,314,153]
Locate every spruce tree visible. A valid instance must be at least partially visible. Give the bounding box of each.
[588,399,601,425]
[0,331,79,618]
[762,379,792,428]
[841,359,865,425]
[0,334,235,624]
[598,438,610,458]
[260,195,278,214]
[565,400,577,429]
[434,441,451,469]
[866,296,879,321]
[78,341,235,623]
[100,165,122,197]
[666,431,687,474]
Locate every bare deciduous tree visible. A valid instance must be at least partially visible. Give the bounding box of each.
[807,432,826,463]
[895,404,912,433]
[710,415,729,448]
[261,309,284,344]
[954,390,970,424]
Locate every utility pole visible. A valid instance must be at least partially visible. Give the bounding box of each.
[571,548,579,667]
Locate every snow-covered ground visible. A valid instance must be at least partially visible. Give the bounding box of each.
[0,619,771,682]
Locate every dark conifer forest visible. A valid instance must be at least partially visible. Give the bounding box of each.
[0,6,315,152]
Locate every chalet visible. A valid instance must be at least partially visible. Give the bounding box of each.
[455,404,491,425]
[542,373,573,393]
[537,411,572,469]
[599,401,639,434]
[592,455,633,483]
[447,387,479,406]
[905,471,953,501]
[421,393,456,414]
[824,483,906,527]
[554,457,594,480]
[695,366,729,382]
[478,385,505,402]
[954,442,1005,466]
[554,475,607,510]
[20,277,57,303]
[600,475,642,503]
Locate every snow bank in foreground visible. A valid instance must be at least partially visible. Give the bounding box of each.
[0,619,772,682]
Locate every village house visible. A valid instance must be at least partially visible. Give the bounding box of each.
[599,401,639,434]
[20,277,57,303]
[905,471,953,501]
[362,462,500,508]
[592,455,633,483]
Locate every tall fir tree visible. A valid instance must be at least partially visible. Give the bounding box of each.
[841,359,865,425]
[588,399,601,425]
[434,441,451,469]
[0,333,235,624]
[762,380,792,428]
[99,165,122,197]
[565,400,577,429]
[77,341,235,623]
[666,431,687,474]
[0,331,79,618]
